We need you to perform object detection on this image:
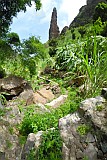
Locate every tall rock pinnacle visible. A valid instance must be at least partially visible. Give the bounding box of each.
[49,7,60,40]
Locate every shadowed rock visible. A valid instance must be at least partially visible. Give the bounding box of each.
[49,7,60,40]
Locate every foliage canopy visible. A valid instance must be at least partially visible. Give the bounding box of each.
[93,2,107,22]
[0,0,42,36]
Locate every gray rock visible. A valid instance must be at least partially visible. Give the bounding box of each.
[100,142,107,153]
[98,150,103,158]
[84,143,97,160]
[85,133,95,143]
[0,152,5,160]
[76,149,84,159]
[46,95,68,108]
[0,75,32,96]
[49,7,60,40]
[21,131,43,160]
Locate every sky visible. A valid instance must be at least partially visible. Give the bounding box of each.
[10,0,87,43]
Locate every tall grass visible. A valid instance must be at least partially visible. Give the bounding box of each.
[79,35,107,97]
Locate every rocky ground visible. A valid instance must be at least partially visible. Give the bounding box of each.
[0,75,107,160]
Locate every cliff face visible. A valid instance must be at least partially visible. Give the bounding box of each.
[69,0,107,28]
[49,7,60,40]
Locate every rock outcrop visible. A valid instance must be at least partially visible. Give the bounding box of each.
[69,0,107,28]
[60,26,69,35]
[59,90,107,160]
[49,7,60,40]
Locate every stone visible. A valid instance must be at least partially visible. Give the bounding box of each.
[100,141,107,153]
[0,152,5,160]
[69,0,107,28]
[46,95,67,108]
[36,87,55,101]
[62,143,70,160]
[61,26,69,35]
[85,133,95,143]
[0,75,32,97]
[0,123,21,160]
[59,95,107,160]
[84,143,97,160]
[19,89,34,105]
[33,92,47,105]
[33,87,55,105]
[76,149,84,159]
[49,7,60,40]
[97,150,103,158]
[21,132,43,160]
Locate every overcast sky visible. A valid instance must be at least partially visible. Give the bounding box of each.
[10,0,86,43]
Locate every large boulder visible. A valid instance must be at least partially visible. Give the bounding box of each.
[59,90,107,160]
[0,75,32,96]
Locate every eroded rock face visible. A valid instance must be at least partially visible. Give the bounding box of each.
[69,0,107,28]
[21,132,43,160]
[49,7,60,40]
[0,75,32,96]
[59,92,107,160]
[61,26,69,35]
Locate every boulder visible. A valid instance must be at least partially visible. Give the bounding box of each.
[46,95,67,108]
[21,132,43,160]
[0,75,32,96]
[59,93,107,159]
[33,87,55,105]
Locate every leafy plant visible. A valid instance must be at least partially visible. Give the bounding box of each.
[0,108,6,116]
[38,128,62,160]
[96,105,104,111]
[77,124,90,136]
[93,2,107,23]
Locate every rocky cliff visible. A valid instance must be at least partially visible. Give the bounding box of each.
[69,0,107,28]
[49,7,60,40]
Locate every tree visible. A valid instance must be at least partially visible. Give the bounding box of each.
[93,2,107,22]
[0,0,42,36]
[22,36,46,59]
[7,32,20,44]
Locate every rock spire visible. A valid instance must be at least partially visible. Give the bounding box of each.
[49,7,60,40]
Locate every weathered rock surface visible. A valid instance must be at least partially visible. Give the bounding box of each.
[33,87,55,105]
[59,92,107,160]
[0,75,32,96]
[21,132,43,160]
[0,119,22,160]
[49,7,60,40]
[69,0,107,28]
[61,26,69,35]
[46,95,67,108]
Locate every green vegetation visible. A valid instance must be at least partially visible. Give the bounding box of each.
[19,89,80,136]
[96,105,104,111]
[93,2,107,23]
[6,140,13,149]
[77,124,90,136]
[82,156,89,160]
[0,0,41,36]
[0,1,107,159]
[38,129,62,160]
